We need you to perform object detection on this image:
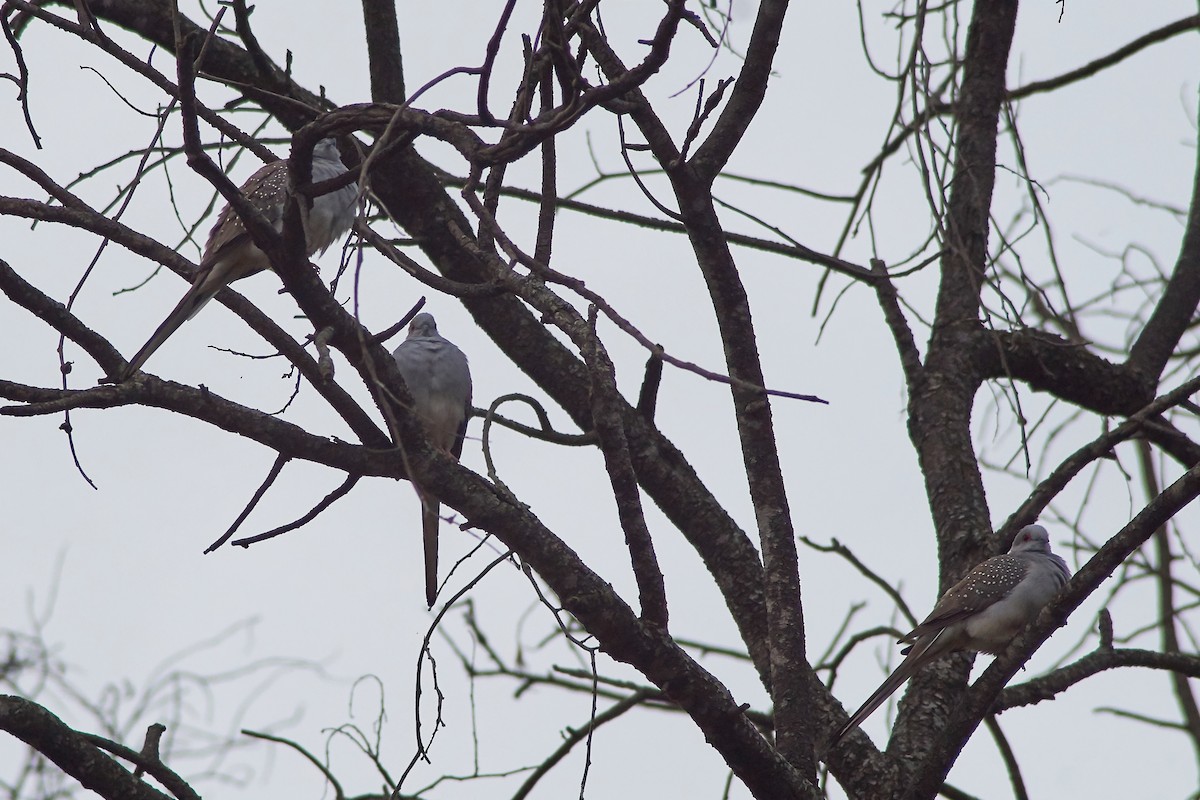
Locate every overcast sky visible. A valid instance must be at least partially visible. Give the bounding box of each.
[2,2,1199,799]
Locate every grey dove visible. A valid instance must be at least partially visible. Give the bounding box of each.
[392,313,472,607]
[121,137,357,379]
[830,524,1071,748]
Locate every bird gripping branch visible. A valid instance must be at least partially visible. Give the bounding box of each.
[392,313,472,607]
[830,524,1071,749]
[121,137,357,379]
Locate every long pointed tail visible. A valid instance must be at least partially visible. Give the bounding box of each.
[122,278,219,380]
[422,499,440,608]
[828,632,944,750]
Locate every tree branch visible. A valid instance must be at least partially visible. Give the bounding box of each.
[0,695,176,800]
[361,0,405,103]
[690,0,789,180]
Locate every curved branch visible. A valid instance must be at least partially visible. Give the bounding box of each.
[230,473,360,548]
[979,329,1152,417]
[444,177,875,282]
[983,717,1028,800]
[865,15,1200,178]
[241,729,346,800]
[997,647,1200,711]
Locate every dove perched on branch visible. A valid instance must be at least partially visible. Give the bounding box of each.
[831,524,1071,748]
[391,313,472,607]
[122,137,357,378]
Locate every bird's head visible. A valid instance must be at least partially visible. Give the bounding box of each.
[1009,523,1052,554]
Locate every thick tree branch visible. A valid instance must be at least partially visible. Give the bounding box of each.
[979,328,1153,416]
[1143,417,1200,469]
[891,0,1022,768]
[930,0,1017,330]
[0,695,175,800]
[79,728,200,800]
[690,0,789,180]
[362,0,405,103]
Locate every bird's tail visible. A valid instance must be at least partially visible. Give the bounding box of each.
[121,277,219,380]
[422,498,440,608]
[828,631,945,750]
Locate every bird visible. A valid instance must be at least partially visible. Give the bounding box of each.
[121,137,358,379]
[830,523,1071,748]
[391,313,473,607]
